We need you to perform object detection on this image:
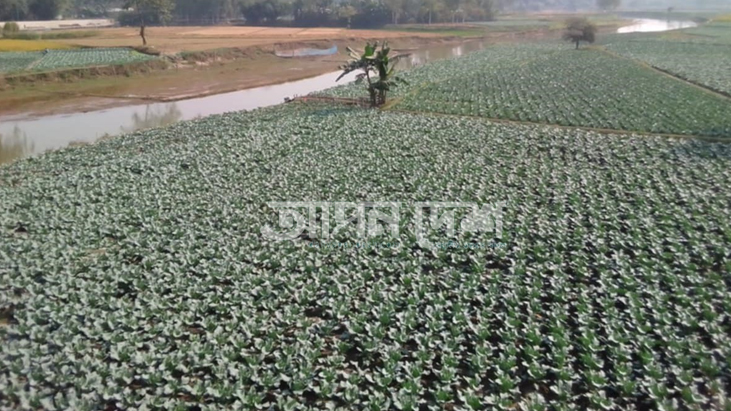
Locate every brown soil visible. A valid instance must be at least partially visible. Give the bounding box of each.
[48,26,444,53]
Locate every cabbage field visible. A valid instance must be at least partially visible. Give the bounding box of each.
[2,103,731,410]
[0,51,43,73]
[0,48,156,74]
[606,39,731,96]
[681,22,731,45]
[323,43,731,138]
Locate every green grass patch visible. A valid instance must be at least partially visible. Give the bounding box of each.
[2,30,100,40]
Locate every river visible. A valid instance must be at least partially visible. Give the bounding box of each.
[0,18,698,165]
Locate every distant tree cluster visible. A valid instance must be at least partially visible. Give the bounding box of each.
[596,0,620,11]
[0,0,69,20]
[0,0,629,29]
[563,16,596,48]
[0,0,500,27]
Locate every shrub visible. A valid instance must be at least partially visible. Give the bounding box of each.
[2,21,20,37]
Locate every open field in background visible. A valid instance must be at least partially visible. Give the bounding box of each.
[679,22,731,43]
[596,22,731,97]
[606,38,731,96]
[2,102,731,409]
[39,13,627,53]
[44,26,445,53]
[382,14,626,37]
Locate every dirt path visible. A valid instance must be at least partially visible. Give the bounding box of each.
[597,46,731,101]
[386,107,730,143]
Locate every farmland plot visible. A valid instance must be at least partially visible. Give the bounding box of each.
[0,51,42,73]
[323,43,731,137]
[681,22,731,45]
[390,45,731,137]
[606,39,731,95]
[31,48,157,72]
[2,104,731,410]
[0,48,156,74]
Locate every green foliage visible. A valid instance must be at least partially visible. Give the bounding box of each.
[69,0,123,18]
[327,43,731,137]
[0,0,29,21]
[337,41,407,106]
[122,0,173,25]
[0,48,156,73]
[239,0,289,24]
[2,102,731,409]
[0,51,42,72]
[563,17,597,48]
[28,0,70,19]
[606,38,731,96]
[2,21,20,36]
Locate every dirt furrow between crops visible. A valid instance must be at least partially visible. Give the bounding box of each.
[385,107,731,143]
[596,47,731,102]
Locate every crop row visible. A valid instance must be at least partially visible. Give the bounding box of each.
[394,45,731,137]
[0,51,42,73]
[682,22,731,45]
[606,39,731,96]
[324,43,731,137]
[0,48,156,74]
[31,48,156,71]
[2,104,731,410]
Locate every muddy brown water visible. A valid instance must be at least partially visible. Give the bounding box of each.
[0,19,697,165]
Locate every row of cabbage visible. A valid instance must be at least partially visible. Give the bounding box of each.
[0,51,42,73]
[0,48,156,74]
[394,44,731,137]
[605,38,731,96]
[2,103,731,410]
[682,22,731,45]
[322,42,731,137]
[32,48,156,71]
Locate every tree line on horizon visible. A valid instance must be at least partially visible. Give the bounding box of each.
[12,0,701,28]
[1,0,728,25]
[0,0,505,27]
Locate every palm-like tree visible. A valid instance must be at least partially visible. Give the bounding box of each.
[337,41,407,107]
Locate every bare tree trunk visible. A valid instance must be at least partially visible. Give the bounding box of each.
[140,24,147,46]
[428,11,432,24]
[365,71,376,107]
